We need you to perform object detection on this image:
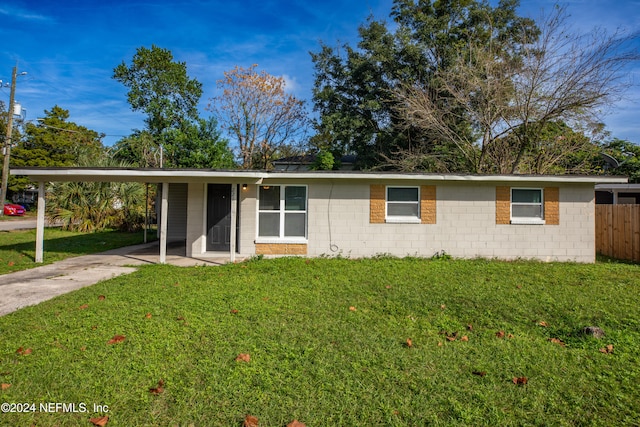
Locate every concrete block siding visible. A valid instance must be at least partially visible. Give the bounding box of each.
[188,180,596,263]
[301,181,595,262]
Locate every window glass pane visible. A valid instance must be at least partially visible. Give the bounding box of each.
[259,186,280,210]
[258,212,280,236]
[512,189,541,204]
[285,186,306,211]
[512,205,543,218]
[388,202,419,217]
[388,187,419,202]
[284,212,306,237]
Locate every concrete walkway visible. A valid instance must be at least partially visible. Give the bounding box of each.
[0,242,235,317]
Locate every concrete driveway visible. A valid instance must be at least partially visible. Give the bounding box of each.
[0,218,38,231]
[0,242,235,317]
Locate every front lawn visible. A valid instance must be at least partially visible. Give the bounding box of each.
[0,229,149,275]
[1,257,639,426]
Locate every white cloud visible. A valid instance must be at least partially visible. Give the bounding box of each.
[0,5,51,22]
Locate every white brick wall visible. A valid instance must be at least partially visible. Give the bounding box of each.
[303,181,595,262]
[188,180,596,263]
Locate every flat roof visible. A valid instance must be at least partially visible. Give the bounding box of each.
[11,167,628,184]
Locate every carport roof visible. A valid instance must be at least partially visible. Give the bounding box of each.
[11,167,628,184]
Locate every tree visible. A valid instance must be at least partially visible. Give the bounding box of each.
[394,5,639,173]
[111,118,235,169]
[10,106,103,192]
[163,117,235,169]
[113,45,203,160]
[207,64,309,169]
[310,0,537,170]
[600,138,640,183]
[110,130,160,168]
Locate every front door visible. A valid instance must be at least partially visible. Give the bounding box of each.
[207,184,231,251]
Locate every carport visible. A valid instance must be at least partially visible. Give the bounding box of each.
[10,168,265,264]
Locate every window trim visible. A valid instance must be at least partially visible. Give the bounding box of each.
[510,187,545,225]
[386,186,421,224]
[256,184,308,243]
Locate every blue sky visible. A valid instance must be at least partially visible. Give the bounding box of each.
[1,0,638,148]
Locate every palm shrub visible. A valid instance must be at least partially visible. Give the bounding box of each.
[46,156,147,232]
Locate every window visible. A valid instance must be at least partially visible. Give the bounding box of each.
[511,188,544,224]
[386,186,420,223]
[258,185,307,239]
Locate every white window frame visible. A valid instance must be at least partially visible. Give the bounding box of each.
[511,188,545,225]
[256,184,308,243]
[386,186,421,224]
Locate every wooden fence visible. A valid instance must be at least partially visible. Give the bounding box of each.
[595,204,640,262]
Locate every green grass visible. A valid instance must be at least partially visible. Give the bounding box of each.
[1,257,639,426]
[0,228,149,274]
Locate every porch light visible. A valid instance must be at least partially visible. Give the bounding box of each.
[242,183,248,190]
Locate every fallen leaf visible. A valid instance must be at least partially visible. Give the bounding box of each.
[79,304,89,310]
[80,346,86,352]
[599,344,614,354]
[516,285,522,289]
[406,338,413,348]
[236,353,251,362]
[507,334,514,339]
[244,415,259,427]
[461,336,469,342]
[1,383,10,390]
[440,304,446,310]
[89,416,109,426]
[173,282,180,287]
[176,316,185,321]
[513,376,528,385]
[230,309,239,314]
[107,335,126,345]
[98,295,106,300]
[8,261,14,267]
[349,306,357,312]
[385,285,391,289]
[149,379,165,395]
[145,313,152,319]
[16,347,32,355]
[467,324,473,331]
[472,371,486,377]
[549,338,566,347]
[445,331,458,341]
[496,331,505,339]
[538,321,549,327]
[287,420,306,427]
[91,325,98,330]
[437,342,443,347]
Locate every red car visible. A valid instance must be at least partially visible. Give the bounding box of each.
[3,203,26,216]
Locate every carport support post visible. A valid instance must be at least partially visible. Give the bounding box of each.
[229,184,237,263]
[159,182,168,264]
[35,181,45,263]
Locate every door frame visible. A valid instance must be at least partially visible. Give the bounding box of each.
[205,183,240,253]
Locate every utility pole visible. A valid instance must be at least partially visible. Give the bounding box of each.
[0,64,18,215]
